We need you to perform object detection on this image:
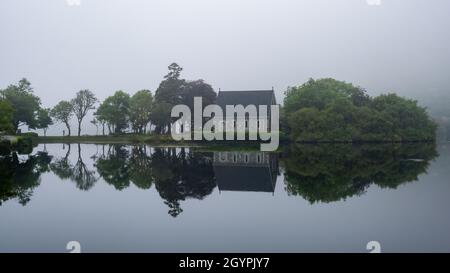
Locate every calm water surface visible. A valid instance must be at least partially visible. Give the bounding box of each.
[1,143,449,252]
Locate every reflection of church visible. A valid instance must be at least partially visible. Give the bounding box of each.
[213,151,278,193]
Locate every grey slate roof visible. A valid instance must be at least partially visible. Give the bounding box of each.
[216,90,276,109]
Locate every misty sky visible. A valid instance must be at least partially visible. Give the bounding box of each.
[1,0,449,134]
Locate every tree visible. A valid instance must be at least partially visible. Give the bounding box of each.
[129,90,153,134]
[97,91,130,134]
[71,90,97,136]
[0,99,14,133]
[284,78,365,116]
[179,80,217,137]
[150,102,172,134]
[94,110,107,136]
[372,94,437,141]
[155,63,185,105]
[36,108,53,136]
[91,118,99,135]
[154,63,186,133]
[284,78,437,142]
[181,79,217,109]
[50,101,73,136]
[0,78,41,132]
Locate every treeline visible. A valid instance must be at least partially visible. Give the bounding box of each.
[0,63,216,137]
[283,78,437,142]
[94,63,216,136]
[1,64,437,142]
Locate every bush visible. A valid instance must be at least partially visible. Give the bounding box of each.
[19,132,39,138]
[0,139,11,155]
[284,78,437,142]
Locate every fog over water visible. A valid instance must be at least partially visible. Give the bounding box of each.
[1,0,449,135]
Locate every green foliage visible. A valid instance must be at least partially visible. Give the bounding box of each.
[155,63,185,106]
[372,94,437,141]
[0,135,36,155]
[150,102,172,134]
[284,78,437,142]
[0,78,41,131]
[0,99,14,133]
[96,91,131,134]
[153,63,186,133]
[18,132,39,138]
[51,100,73,136]
[152,64,217,134]
[36,108,53,136]
[181,79,217,109]
[129,90,153,134]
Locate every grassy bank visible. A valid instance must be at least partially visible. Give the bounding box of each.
[37,135,177,145]
[35,134,437,153]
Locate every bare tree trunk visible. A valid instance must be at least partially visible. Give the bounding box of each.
[78,120,82,136]
[65,122,71,136]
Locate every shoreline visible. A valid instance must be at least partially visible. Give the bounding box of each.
[35,135,437,143]
[32,135,439,152]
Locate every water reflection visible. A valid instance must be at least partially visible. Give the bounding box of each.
[0,150,52,205]
[50,144,97,190]
[151,148,215,217]
[213,151,278,193]
[94,145,215,216]
[0,143,438,216]
[282,143,438,203]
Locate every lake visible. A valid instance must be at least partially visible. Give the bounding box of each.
[1,143,449,252]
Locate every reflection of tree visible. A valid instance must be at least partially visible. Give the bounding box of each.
[72,144,97,190]
[282,143,438,203]
[35,151,53,174]
[50,144,73,180]
[0,151,52,205]
[129,146,153,189]
[94,145,216,217]
[50,144,97,190]
[152,148,215,217]
[95,145,130,190]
